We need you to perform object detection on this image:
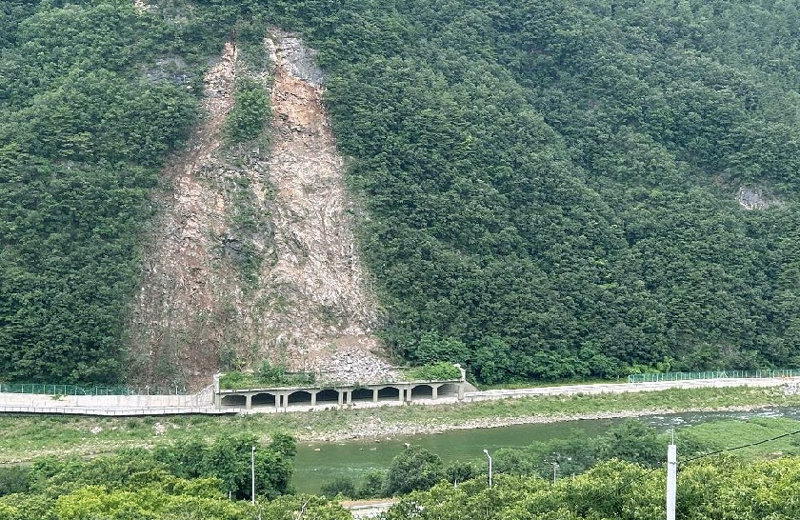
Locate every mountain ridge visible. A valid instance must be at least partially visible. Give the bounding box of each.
[0,0,798,385]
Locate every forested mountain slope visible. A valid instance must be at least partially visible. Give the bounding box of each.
[1,0,798,384]
[0,0,205,382]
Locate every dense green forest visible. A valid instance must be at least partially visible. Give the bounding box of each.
[382,457,800,520]
[1,0,799,383]
[0,0,219,382]
[0,432,354,519]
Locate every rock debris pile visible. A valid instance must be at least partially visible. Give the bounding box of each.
[315,348,401,385]
[258,31,390,384]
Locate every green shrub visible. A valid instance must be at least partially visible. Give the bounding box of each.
[225,77,270,143]
[257,360,287,385]
[0,466,30,496]
[219,362,315,389]
[218,371,247,389]
[405,362,460,381]
[385,446,445,496]
[356,470,386,499]
[320,476,357,499]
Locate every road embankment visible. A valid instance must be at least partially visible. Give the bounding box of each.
[0,377,795,417]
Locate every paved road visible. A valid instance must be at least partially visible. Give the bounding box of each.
[341,499,398,519]
[0,377,794,416]
[464,377,797,402]
[0,405,232,416]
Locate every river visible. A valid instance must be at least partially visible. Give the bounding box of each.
[293,407,800,493]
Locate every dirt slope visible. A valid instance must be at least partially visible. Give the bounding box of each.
[126,42,242,388]
[127,34,395,389]
[259,33,395,384]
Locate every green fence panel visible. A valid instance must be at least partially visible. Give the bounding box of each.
[0,382,187,395]
[628,369,800,383]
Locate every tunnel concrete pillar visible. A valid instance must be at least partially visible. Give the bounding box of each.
[245,394,252,410]
[432,385,439,400]
[373,389,378,402]
[338,391,343,406]
[311,392,317,407]
[346,390,352,404]
[458,383,465,400]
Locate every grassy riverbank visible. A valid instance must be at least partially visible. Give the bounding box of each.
[1,386,797,463]
[681,417,800,459]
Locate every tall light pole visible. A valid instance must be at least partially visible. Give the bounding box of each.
[483,449,492,488]
[251,445,256,505]
[552,462,559,485]
[667,431,677,520]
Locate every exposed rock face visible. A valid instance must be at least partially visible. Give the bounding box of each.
[273,36,325,87]
[736,186,783,210]
[143,56,190,86]
[127,42,250,388]
[127,34,395,389]
[133,0,151,13]
[260,32,395,384]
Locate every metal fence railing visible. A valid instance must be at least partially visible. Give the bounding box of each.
[0,383,187,396]
[628,369,800,383]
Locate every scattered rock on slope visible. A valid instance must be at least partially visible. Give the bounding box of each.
[736,186,783,210]
[127,33,396,389]
[259,31,397,384]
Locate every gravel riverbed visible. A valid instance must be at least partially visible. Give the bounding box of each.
[305,404,781,442]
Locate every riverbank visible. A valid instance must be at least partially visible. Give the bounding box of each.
[1,384,798,463]
[314,404,791,441]
[311,385,800,441]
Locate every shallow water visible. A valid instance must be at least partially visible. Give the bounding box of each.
[293,407,800,493]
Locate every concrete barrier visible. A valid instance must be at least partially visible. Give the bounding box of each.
[215,379,466,410]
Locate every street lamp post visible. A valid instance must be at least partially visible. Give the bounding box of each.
[483,449,493,488]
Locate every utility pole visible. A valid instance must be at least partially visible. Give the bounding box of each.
[666,430,677,520]
[251,445,256,505]
[483,449,493,488]
[552,462,559,485]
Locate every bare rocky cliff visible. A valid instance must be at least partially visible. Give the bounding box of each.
[127,33,396,389]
